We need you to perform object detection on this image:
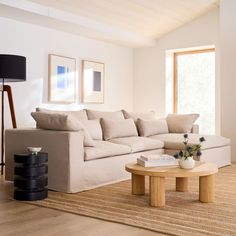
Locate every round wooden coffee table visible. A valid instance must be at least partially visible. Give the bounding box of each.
[125,162,218,207]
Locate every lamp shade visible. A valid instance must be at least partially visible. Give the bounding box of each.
[0,54,26,82]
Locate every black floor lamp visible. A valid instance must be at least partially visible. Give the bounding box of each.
[0,55,26,175]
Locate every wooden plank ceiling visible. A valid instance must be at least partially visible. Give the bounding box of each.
[30,0,219,39]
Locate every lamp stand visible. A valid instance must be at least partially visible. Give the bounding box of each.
[1,82,17,175]
[1,79,4,175]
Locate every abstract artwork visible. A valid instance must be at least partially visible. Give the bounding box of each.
[48,54,76,103]
[81,60,104,103]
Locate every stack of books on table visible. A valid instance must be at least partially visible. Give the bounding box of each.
[137,154,179,167]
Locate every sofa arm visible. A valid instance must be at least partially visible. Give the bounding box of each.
[5,128,84,192]
[191,124,199,134]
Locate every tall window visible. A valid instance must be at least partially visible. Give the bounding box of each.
[166,48,215,134]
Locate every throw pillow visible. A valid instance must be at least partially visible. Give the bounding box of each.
[137,118,169,136]
[31,112,95,147]
[36,107,88,120]
[100,118,138,140]
[80,119,103,140]
[86,109,124,120]
[122,110,156,123]
[166,113,199,133]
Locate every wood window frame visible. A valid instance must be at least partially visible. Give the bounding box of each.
[173,48,215,113]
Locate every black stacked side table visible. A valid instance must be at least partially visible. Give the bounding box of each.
[14,152,48,201]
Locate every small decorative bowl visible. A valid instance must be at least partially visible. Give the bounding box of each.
[27,147,42,155]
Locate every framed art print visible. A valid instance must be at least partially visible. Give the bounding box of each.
[48,54,76,103]
[81,60,104,103]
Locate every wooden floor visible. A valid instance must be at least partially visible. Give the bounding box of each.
[0,177,164,236]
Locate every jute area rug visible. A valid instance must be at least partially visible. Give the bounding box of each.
[28,165,236,236]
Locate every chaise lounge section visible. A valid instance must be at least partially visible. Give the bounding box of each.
[150,133,231,168]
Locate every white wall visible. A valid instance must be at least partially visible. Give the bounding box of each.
[0,17,134,127]
[220,0,236,162]
[134,9,219,125]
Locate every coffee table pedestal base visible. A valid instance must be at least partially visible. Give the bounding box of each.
[176,177,188,192]
[131,174,215,206]
[199,175,215,203]
[149,176,165,207]
[132,174,145,195]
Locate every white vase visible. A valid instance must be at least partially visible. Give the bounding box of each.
[179,156,195,169]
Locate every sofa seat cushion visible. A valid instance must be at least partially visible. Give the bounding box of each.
[109,137,164,153]
[84,140,131,161]
[150,133,230,150]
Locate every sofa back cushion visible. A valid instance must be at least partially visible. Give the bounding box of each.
[137,118,169,137]
[86,109,124,120]
[80,119,103,140]
[101,118,138,140]
[31,112,95,147]
[166,113,199,133]
[122,110,156,123]
[36,107,88,120]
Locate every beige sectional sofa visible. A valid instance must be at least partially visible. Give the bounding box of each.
[5,109,231,193]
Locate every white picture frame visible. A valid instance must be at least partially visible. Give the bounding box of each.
[48,54,76,103]
[81,60,104,103]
